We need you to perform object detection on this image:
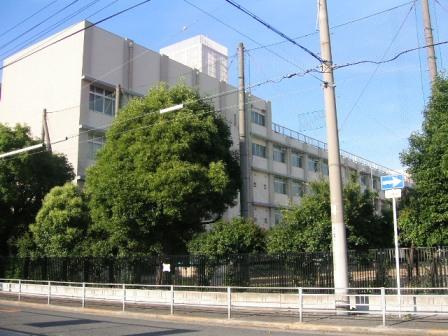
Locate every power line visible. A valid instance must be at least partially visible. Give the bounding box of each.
[247,0,415,52]
[183,0,323,83]
[0,0,154,71]
[435,0,448,13]
[0,0,81,52]
[0,0,59,39]
[340,1,415,130]
[0,0,102,59]
[414,3,427,106]
[433,0,444,69]
[333,40,448,70]
[223,0,323,63]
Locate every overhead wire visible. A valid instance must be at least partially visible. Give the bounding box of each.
[223,0,323,63]
[433,0,444,69]
[0,0,102,59]
[0,0,59,39]
[0,0,154,71]
[34,66,323,161]
[246,0,416,52]
[333,40,448,70]
[183,0,323,83]
[0,0,120,63]
[339,1,416,131]
[414,3,427,106]
[0,0,81,52]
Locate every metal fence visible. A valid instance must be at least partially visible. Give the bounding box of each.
[0,247,447,288]
[1,278,448,326]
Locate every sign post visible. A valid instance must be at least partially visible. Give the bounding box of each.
[381,175,404,316]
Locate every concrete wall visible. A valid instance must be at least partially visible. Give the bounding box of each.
[2,282,448,313]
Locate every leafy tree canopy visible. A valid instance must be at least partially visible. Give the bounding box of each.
[187,217,266,259]
[85,83,240,256]
[18,183,89,257]
[400,77,448,246]
[0,124,74,255]
[266,178,393,254]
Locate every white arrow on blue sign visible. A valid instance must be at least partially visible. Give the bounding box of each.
[381,175,405,190]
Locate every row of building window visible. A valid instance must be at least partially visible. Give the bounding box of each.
[273,176,306,197]
[252,143,328,175]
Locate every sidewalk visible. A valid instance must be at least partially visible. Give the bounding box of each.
[1,297,447,336]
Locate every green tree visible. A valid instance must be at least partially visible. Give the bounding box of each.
[266,178,392,254]
[85,83,240,256]
[18,183,90,257]
[0,124,74,255]
[187,217,266,258]
[400,77,448,246]
[187,217,265,286]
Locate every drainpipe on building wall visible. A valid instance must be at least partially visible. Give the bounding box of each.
[115,84,121,114]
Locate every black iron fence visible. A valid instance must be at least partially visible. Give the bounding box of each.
[1,247,447,288]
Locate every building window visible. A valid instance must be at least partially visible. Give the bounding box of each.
[273,145,286,163]
[322,161,329,176]
[274,176,287,194]
[274,209,282,225]
[88,133,105,160]
[361,174,369,186]
[372,177,379,190]
[291,151,303,168]
[292,180,305,197]
[89,85,115,116]
[252,143,266,158]
[308,157,320,172]
[251,110,265,126]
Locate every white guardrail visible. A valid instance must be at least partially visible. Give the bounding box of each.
[1,279,448,326]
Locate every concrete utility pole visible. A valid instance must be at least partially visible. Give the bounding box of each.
[318,0,349,298]
[421,0,438,84]
[238,42,251,219]
[42,108,52,152]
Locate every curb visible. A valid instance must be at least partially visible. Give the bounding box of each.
[0,299,446,336]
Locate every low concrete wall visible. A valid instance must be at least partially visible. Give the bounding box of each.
[1,282,447,313]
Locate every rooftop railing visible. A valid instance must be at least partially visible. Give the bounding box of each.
[272,122,397,175]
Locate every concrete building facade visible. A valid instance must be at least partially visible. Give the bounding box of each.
[160,35,228,83]
[0,21,391,228]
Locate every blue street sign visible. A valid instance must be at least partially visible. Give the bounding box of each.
[381,175,405,191]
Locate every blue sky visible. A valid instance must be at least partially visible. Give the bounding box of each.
[1,0,447,170]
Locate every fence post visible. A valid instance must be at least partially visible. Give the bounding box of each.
[381,287,386,327]
[122,284,126,311]
[47,281,51,304]
[18,280,21,302]
[170,285,174,315]
[227,287,231,319]
[299,287,303,322]
[82,282,86,308]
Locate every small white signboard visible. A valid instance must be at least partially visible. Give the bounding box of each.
[162,263,171,272]
[385,189,402,199]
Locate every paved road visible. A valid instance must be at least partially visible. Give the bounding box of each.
[0,304,348,336]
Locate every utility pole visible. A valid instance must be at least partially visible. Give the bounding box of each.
[421,0,438,84]
[318,0,349,301]
[42,108,52,152]
[238,42,251,218]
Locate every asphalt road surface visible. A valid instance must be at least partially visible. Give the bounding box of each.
[0,304,350,336]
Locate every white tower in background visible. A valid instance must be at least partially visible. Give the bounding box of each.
[161,35,228,83]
